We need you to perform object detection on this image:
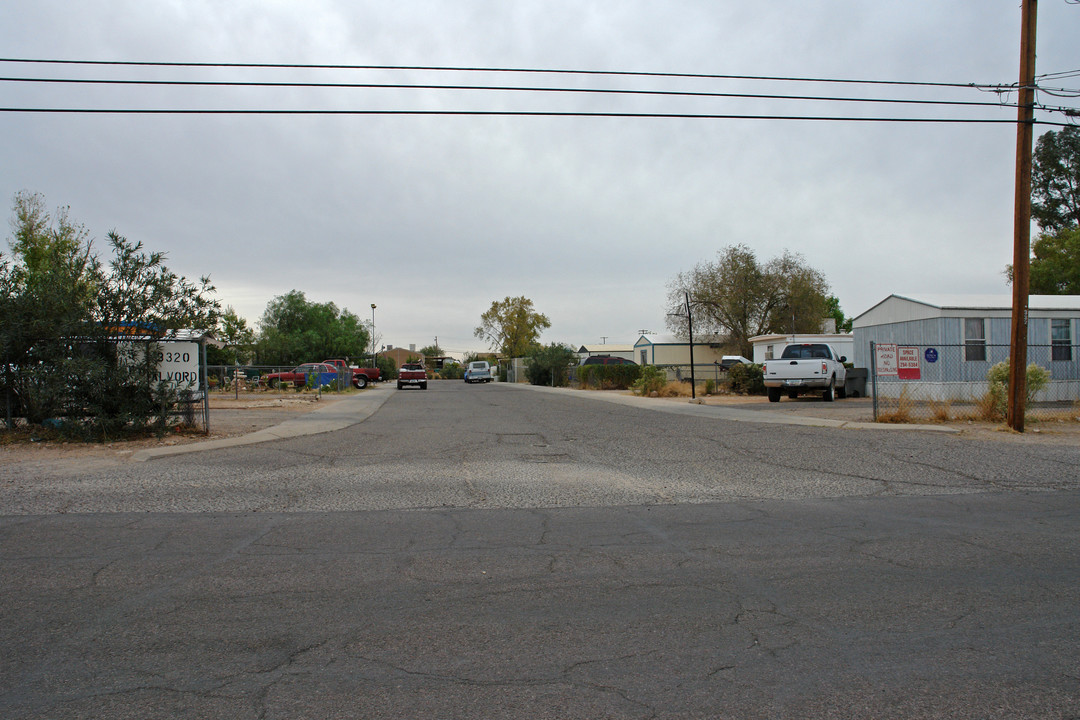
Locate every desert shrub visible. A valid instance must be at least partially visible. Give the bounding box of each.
[727,363,765,395]
[704,379,716,395]
[633,366,667,396]
[578,363,643,390]
[985,361,1051,417]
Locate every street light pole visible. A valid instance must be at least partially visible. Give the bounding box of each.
[371,304,377,368]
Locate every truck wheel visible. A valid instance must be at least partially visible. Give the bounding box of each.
[421,383,428,390]
[823,379,834,402]
[767,387,781,403]
[836,385,846,400]
[397,381,403,390]
[787,390,799,399]
[354,375,368,389]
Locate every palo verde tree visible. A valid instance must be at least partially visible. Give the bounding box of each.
[666,244,830,358]
[474,296,551,358]
[2,191,220,434]
[254,290,369,365]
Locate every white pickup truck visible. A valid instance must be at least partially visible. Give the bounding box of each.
[762,343,848,402]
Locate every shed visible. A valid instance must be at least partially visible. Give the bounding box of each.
[749,334,854,365]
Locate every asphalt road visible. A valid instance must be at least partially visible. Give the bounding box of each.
[2,382,1080,718]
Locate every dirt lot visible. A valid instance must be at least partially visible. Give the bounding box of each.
[0,391,353,463]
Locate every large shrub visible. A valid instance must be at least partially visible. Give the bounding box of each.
[727,363,765,395]
[632,366,667,396]
[525,343,576,386]
[577,363,643,390]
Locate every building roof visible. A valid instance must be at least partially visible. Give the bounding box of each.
[635,334,723,346]
[577,344,635,354]
[854,293,1080,323]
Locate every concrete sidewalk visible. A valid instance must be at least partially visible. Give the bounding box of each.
[132,384,396,462]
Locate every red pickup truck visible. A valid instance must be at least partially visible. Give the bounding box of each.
[322,359,381,389]
[397,362,428,390]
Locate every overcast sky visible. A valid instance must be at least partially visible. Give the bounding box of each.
[2,1,1078,357]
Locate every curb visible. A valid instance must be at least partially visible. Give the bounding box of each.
[132,384,396,462]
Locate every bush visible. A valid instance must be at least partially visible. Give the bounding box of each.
[985,361,1051,417]
[633,366,667,396]
[525,343,577,386]
[727,363,765,395]
[577,363,643,390]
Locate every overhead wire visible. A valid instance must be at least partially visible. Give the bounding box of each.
[0,57,1075,125]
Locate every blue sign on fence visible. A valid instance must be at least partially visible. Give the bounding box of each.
[925,348,939,363]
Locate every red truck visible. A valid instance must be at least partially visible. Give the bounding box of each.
[323,359,381,389]
[397,362,428,390]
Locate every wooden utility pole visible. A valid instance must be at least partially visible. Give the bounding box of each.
[685,292,696,400]
[1008,0,1038,432]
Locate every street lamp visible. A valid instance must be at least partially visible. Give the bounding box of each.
[371,304,377,368]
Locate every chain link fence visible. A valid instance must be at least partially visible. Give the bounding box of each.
[870,342,1080,423]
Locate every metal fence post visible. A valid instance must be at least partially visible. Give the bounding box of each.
[870,341,878,421]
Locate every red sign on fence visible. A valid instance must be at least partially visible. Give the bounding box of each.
[897,346,921,380]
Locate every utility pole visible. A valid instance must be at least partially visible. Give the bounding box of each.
[685,292,696,400]
[1008,0,1037,433]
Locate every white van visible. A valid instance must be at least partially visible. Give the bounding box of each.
[464,361,493,383]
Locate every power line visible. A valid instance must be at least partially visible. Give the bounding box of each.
[0,75,1027,110]
[0,56,1013,91]
[0,107,1049,123]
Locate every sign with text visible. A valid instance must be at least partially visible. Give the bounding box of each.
[874,343,898,376]
[897,346,922,380]
[154,342,201,391]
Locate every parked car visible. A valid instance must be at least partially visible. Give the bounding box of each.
[262,363,337,389]
[580,355,637,366]
[464,361,493,383]
[719,355,752,371]
[322,358,381,388]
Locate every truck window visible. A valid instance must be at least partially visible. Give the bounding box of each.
[780,344,831,360]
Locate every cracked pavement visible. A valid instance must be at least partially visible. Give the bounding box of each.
[2,383,1079,718]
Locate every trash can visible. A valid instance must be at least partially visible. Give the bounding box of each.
[845,368,868,398]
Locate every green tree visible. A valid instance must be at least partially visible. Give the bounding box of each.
[666,245,831,358]
[2,192,220,433]
[1006,227,1080,295]
[207,306,255,365]
[1031,126,1080,233]
[254,290,369,365]
[524,342,576,386]
[824,295,853,332]
[474,296,551,358]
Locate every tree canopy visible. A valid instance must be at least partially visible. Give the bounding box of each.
[254,290,369,365]
[474,296,551,358]
[1032,126,1080,234]
[2,191,220,434]
[1024,227,1080,295]
[666,245,831,358]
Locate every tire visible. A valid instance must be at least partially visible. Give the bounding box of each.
[787,390,799,400]
[354,375,368,389]
[397,381,403,390]
[823,378,834,402]
[836,385,847,400]
[421,383,427,390]
[767,387,781,403]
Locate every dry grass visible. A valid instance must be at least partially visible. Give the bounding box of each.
[929,399,953,423]
[876,386,914,423]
